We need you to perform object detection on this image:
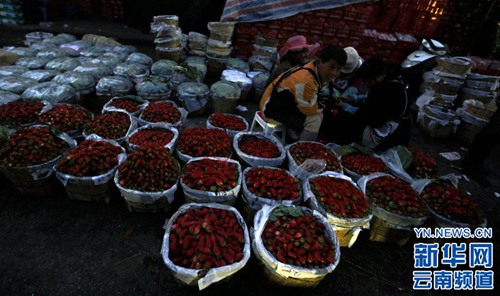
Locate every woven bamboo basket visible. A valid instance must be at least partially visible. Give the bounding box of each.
[211,96,239,114]
[419,106,457,139]
[455,121,484,145]
[333,226,362,248]
[184,195,236,206]
[436,57,473,76]
[262,264,326,288]
[430,81,462,95]
[125,198,171,213]
[64,178,114,204]
[465,104,497,121]
[0,166,54,196]
[368,216,414,246]
[156,47,182,63]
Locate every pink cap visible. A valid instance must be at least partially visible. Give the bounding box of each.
[278,35,320,59]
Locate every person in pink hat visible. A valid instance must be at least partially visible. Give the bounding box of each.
[265,35,320,86]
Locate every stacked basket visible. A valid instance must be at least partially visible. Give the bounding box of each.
[187,31,208,57]
[359,173,429,246]
[455,73,499,144]
[248,34,278,73]
[151,15,183,62]
[206,21,236,78]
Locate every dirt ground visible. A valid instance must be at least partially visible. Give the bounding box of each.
[0,21,499,296]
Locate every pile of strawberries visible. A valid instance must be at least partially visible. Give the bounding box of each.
[341,153,388,175]
[107,96,145,114]
[117,146,180,192]
[245,167,300,201]
[37,104,92,133]
[140,101,181,124]
[128,128,174,149]
[262,206,336,269]
[406,146,438,179]
[177,127,232,158]
[366,176,428,219]
[0,126,70,167]
[169,206,245,269]
[309,176,369,219]
[420,179,484,226]
[289,142,341,172]
[0,100,45,126]
[238,135,281,159]
[182,158,239,192]
[209,113,246,131]
[84,111,131,140]
[56,140,123,176]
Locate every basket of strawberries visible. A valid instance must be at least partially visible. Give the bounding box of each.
[102,95,148,117]
[241,166,301,216]
[83,109,137,145]
[304,172,372,247]
[37,103,93,139]
[138,100,186,127]
[359,173,429,245]
[180,157,242,205]
[286,141,342,182]
[234,132,286,168]
[125,123,179,153]
[379,145,438,183]
[252,204,340,288]
[0,125,75,195]
[54,135,126,203]
[176,127,233,163]
[0,99,49,128]
[206,112,248,138]
[114,146,180,212]
[161,203,250,290]
[414,176,486,228]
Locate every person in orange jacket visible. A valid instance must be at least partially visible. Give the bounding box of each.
[265,35,320,87]
[260,45,347,142]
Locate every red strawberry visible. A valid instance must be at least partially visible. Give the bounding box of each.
[118,146,180,192]
[168,205,246,270]
[177,127,232,158]
[244,167,300,201]
[181,158,239,192]
[37,104,93,133]
[341,153,388,175]
[309,176,369,219]
[84,111,131,140]
[0,99,45,126]
[56,139,123,176]
[261,206,336,269]
[289,142,341,172]
[209,113,247,131]
[366,175,427,219]
[0,126,70,167]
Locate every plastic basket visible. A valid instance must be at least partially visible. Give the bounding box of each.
[62,177,115,203]
[155,47,182,63]
[125,197,171,212]
[331,226,362,249]
[368,216,413,246]
[419,106,457,138]
[211,96,239,114]
[262,264,327,288]
[0,165,54,196]
[455,121,484,145]
[436,57,473,76]
[465,104,497,121]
